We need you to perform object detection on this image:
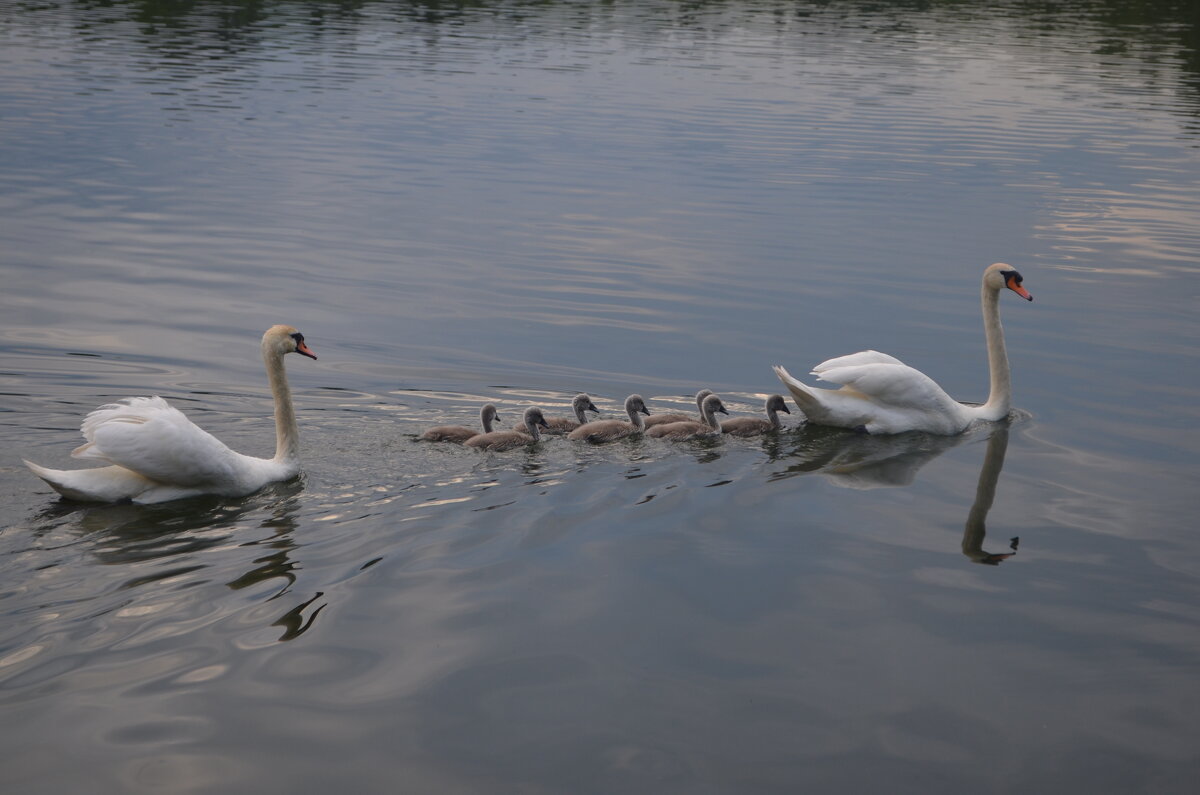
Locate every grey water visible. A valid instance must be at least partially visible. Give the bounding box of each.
[2,1,1199,792]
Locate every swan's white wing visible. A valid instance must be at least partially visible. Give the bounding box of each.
[73,397,243,486]
[812,350,906,374]
[813,362,959,412]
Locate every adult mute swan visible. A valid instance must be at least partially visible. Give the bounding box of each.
[24,325,318,504]
[773,263,1032,435]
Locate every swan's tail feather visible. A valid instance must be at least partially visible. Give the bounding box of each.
[24,459,77,496]
[23,459,153,503]
[71,441,111,461]
[773,365,817,417]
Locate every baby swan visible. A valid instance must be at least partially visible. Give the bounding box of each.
[643,389,714,428]
[466,407,550,452]
[567,395,651,443]
[421,403,499,443]
[721,395,791,437]
[648,394,729,440]
[515,393,600,434]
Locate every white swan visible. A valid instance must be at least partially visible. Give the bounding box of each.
[773,263,1032,435]
[24,325,318,504]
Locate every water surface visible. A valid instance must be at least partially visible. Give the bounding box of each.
[2,1,1199,792]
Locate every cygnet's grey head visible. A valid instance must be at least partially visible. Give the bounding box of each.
[625,394,651,418]
[766,395,790,414]
[694,389,714,410]
[523,406,550,429]
[573,393,600,415]
[481,404,500,422]
[701,394,730,420]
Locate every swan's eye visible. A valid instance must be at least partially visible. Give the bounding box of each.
[290,333,304,345]
[1003,270,1023,285]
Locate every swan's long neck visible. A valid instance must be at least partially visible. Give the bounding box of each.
[766,401,782,429]
[628,403,646,429]
[264,344,299,463]
[979,280,1012,420]
[702,403,721,429]
[574,402,588,424]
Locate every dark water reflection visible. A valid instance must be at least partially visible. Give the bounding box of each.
[2,1,1200,792]
[770,424,966,488]
[960,425,1019,565]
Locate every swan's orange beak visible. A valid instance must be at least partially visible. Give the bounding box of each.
[295,340,318,360]
[1006,276,1033,301]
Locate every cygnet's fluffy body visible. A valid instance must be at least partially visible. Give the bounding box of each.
[421,404,499,443]
[567,395,650,443]
[721,395,791,436]
[466,407,550,451]
[642,389,714,428]
[515,393,599,434]
[647,394,729,440]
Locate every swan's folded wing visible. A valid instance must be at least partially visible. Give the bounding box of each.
[813,362,957,411]
[811,350,907,375]
[73,397,240,486]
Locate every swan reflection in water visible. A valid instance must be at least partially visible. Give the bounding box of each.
[768,424,967,489]
[961,425,1019,565]
[30,481,329,640]
[770,421,1019,564]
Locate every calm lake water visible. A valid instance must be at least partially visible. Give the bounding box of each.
[2,1,1199,792]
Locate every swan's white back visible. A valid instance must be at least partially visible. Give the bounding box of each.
[75,397,280,486]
